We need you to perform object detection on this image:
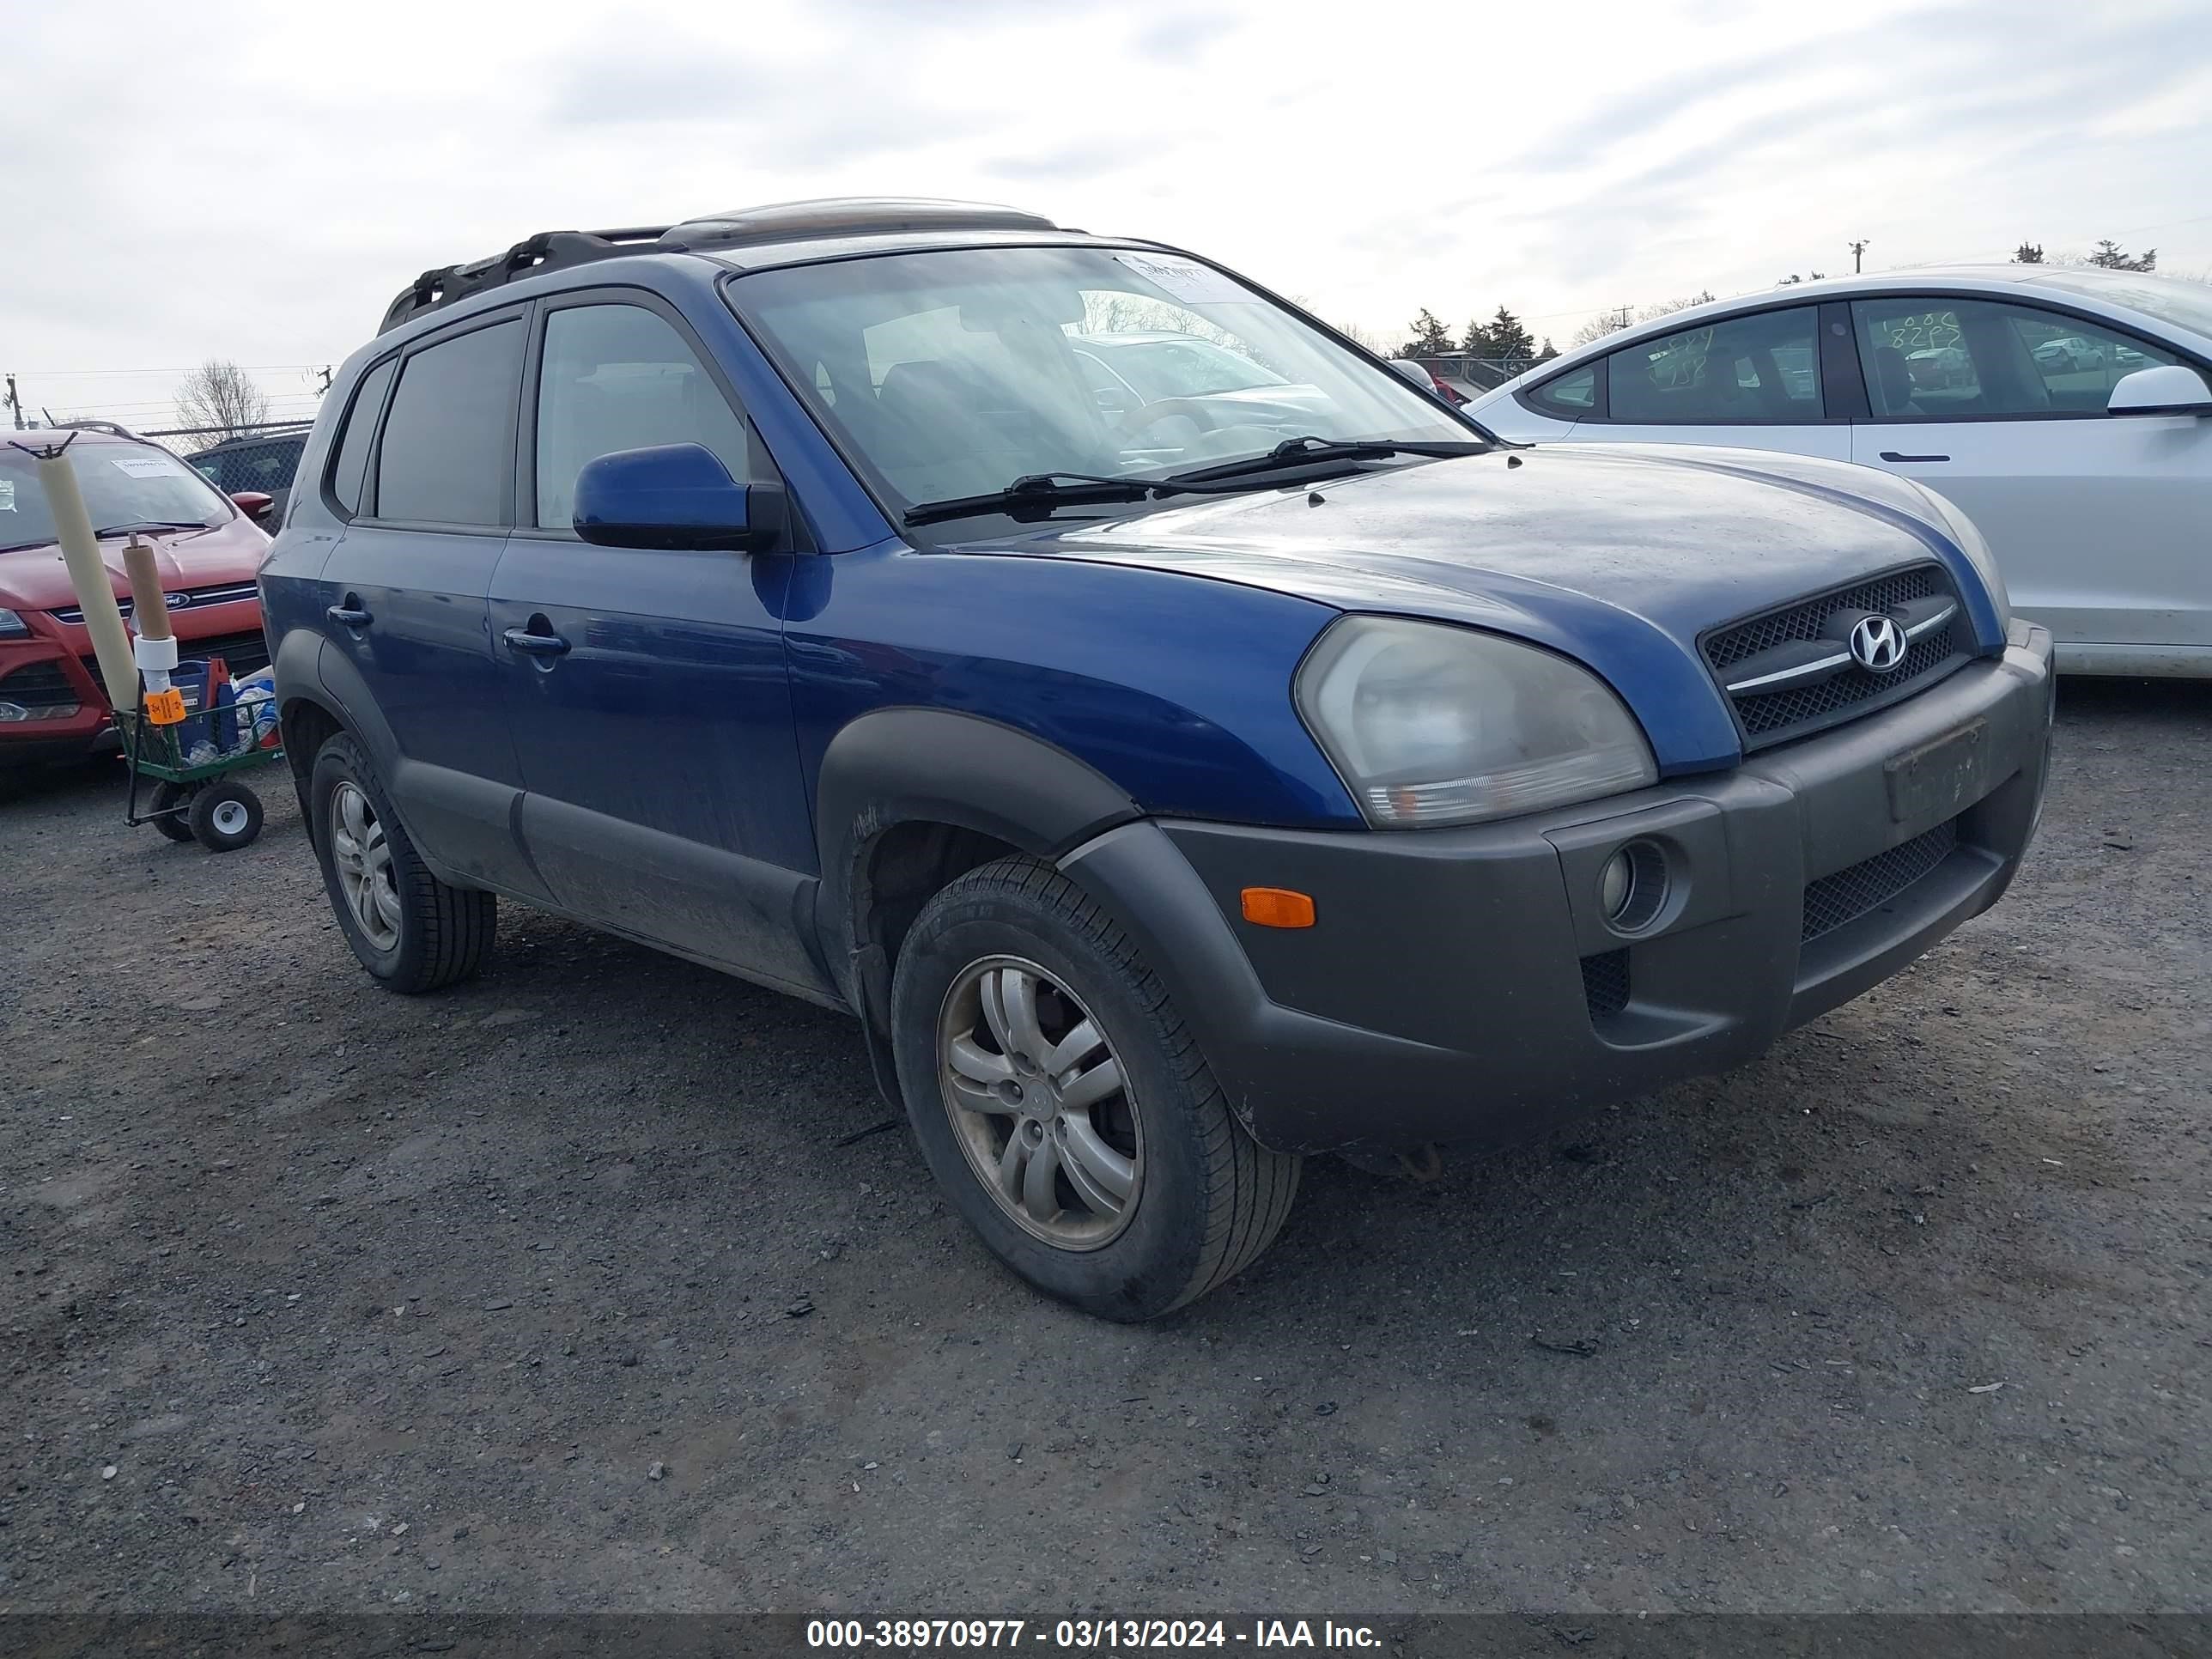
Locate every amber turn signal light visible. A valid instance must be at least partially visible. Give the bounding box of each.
[1240,886,1316,928]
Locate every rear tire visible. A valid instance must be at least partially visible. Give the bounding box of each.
[309,731,494,993]
[149,781,198,842]
[890,854,1301,1320]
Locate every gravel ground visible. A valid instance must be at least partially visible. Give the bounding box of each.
[2,678,2207,1618]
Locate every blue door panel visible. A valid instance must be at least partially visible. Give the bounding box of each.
[318,525,539,891]
[489,538,824,991]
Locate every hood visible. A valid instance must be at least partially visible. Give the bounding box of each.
[974,443,2002,774]
[0,516,268,611]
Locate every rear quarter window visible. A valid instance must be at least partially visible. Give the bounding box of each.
[327,357,397,515]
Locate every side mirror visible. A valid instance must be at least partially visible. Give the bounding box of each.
[572,443,782,550]
[230,489,275,525]
[1386,359,1437,392]
[2108,363,2212,416]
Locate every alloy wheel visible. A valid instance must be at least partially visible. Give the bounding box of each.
[935,956,1143,1249]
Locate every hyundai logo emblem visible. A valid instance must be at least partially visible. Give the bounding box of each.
[1849,614,1907,673]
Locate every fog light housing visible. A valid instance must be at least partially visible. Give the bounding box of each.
[1599,840,1669,933]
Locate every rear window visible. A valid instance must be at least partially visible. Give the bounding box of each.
[189,434,306,495]
[373,319,522,525]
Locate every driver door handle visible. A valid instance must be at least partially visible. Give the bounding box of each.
[502,625,571,657]
[1879,451,1950,463]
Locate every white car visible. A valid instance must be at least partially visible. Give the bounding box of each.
[1463,266,2212,677]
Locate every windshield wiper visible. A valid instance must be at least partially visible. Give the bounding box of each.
[902,436,1490,529]
[1165,434,1485,486]
[94,519,217,538]
[902,472,1170,528]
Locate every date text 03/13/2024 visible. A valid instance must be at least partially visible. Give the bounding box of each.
[805,1619,1382,1650]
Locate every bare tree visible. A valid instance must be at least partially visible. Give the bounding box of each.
[173,359,270,441]
[1570,306,1636,347]
[1334,320,1389,354]
[1637,290,1717,323]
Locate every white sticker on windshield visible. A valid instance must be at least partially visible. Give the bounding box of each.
[0,479,14,511]
[1113,252,1252,306]
[111,454,183,478]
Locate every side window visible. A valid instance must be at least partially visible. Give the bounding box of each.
[2002,306,2177,412]
[1525,363,1596,416]
[1849,296,2179,420]
[1606,307,1822,422]
[374,319,523,525]
[328,357,395,515]
[535,304,751,532]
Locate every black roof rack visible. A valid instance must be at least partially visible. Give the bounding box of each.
[378,226,672,335]
[376,198,1059,334]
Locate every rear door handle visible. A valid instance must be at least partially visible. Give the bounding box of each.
[326,603,372,627]
[502,626,571,658]
[1879,451,1950,463]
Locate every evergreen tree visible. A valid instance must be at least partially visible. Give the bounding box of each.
[2088,240,2156,271]
[1479,306,1535,364]
[1400,308,1455,358]
[2012,242,2045,264]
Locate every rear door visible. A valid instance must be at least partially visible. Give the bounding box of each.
[489,291,823,994]
[1845,295,2212,651]
[323,311,540,891]
[1564,302,1850,460]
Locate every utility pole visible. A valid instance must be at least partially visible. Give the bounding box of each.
[4,374,21,429]
[1849,239,1869,274]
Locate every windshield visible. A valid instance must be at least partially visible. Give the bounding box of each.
[735,245,1476,520]
[2022,271,2212,343]
[1079,335,1285,401]
[0,441,231,550]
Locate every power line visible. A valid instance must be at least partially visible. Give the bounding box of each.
[8,362,329,377]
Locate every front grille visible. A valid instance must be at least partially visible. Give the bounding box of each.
[51,580,259,625]
[1581,949,1631,1020]
[0,660,82,709]
[1801,817,1960,943]
[1705,564,1970,749]
[76,629,269,695]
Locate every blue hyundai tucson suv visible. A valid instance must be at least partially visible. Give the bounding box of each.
[262,198,2054,1318]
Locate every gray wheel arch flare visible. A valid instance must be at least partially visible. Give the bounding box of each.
[812,707,1141,1040]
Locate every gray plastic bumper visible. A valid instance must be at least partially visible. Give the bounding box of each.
[1060,623,2055,1155]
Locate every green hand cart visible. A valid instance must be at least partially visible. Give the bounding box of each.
[118,670,283,853]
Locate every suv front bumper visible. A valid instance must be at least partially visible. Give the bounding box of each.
[1062,621,2054,1155]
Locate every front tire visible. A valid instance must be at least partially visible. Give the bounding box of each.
[890,855,1300,1320]
[188,779,263,851]
[309,731,494,993]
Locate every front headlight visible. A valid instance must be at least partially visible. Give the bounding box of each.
[0,608,29,640]
[1296,617,1657,828]
[1915,484,2009,626]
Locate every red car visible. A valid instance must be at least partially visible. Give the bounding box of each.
[0,428,272,769]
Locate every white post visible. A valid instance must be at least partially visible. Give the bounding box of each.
[28,441,137,711]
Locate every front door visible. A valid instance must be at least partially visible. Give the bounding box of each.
[489,294,823,994]
[1845,294,2212,652]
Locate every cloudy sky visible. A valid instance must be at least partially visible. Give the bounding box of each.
[5,0,2209,429]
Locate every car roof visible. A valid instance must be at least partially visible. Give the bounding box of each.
[1475,264,2212,398]
[186,428,310,456]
